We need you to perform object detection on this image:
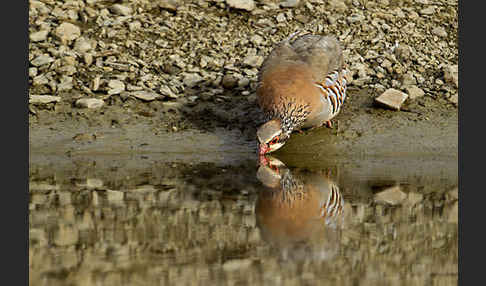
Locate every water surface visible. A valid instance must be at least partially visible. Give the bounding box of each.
[29,152,457,285]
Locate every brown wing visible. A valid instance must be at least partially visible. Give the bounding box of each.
[290,35,344,83]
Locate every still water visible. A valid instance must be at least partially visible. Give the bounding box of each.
[29,152,457,285]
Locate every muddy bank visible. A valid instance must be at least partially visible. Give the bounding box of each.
[29,86,457,162]
[29,0,458,160]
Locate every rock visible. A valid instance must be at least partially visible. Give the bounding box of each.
[222,74,238,89]
[276,13,286,23]
[374,185,407,206]
[157,0,179,11]
[159,85,178,99]
[448,93,458,105]
[243,55,264,68]
[106,190,124,202]
[75,98,105,109]
[128,21,141,31]
[222,258,253,271]
[226,0,255,11]
[374,88,409,110]
[29,67,38,78]
[58,65,77,76]
[109,4,132,16]
[238,77,250,88]
[432,27,447,37]
[183,73,204,87]
[401,72,416,87]
[74,37,93,53]
[33,75,48,86]
[107,79,125,95]
[280,0,300,8]
[443,64,458,88]
[131,91,160,101]
[328,0,347,12]
[84,53,94,66]
[394,44,411,60]
[57,76,73,91]
[250,34,264,45]
[420,6,435,15]
[30,54,54,66]
[30,30,49,42]
[86,178,103,189]
[405,85,425,100]
[92,76,101,91]
[29,95,61,104]
[55,22,81,43]
[348,13,365,23]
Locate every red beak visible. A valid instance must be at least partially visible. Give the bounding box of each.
[258,143,269,155]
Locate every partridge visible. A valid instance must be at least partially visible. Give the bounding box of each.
[256,156,344,250]
[256,32,348,155]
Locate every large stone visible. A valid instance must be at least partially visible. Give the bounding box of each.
[75,98,105,109]
[74,37,93,53]
[280,0,300,8]
[29,95,61,104]
[30,54,54,66]
[443,64,458,88]
[55,22,81,43]
[406,85,425,100]
[157,0,179,11]
[57,76,73,92]
[107,79,125,95]
[420,6,435,15]
[109,4,132,16]
[374,88,409,110]
[30,30,49,42]
[222,74,238,89]
[243,55,264,68]
[183,73,204,87]
[226,0,255,11]
[131,91,160,101]
[374,185,407,206]
[432,27,447,37]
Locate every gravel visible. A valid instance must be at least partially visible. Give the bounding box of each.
[28,0,458,124]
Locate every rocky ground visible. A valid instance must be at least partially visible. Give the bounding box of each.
[28,0,458,156]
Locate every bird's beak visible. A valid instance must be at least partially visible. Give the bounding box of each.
[258,143,269,155]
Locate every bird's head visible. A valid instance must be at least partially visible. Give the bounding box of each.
[257,119,290,155]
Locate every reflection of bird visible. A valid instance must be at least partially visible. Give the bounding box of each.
[257,31,349,155]
[255,156,344,258]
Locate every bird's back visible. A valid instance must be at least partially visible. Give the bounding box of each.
[259,34,344,84]
[290,35,344,83]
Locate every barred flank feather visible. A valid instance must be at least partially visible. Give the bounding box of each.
[320,183,344,225]
[315,70,348,119]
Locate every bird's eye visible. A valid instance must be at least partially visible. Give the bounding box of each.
[270,136,279,145]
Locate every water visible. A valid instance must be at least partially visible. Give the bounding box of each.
[29,152,457,285]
